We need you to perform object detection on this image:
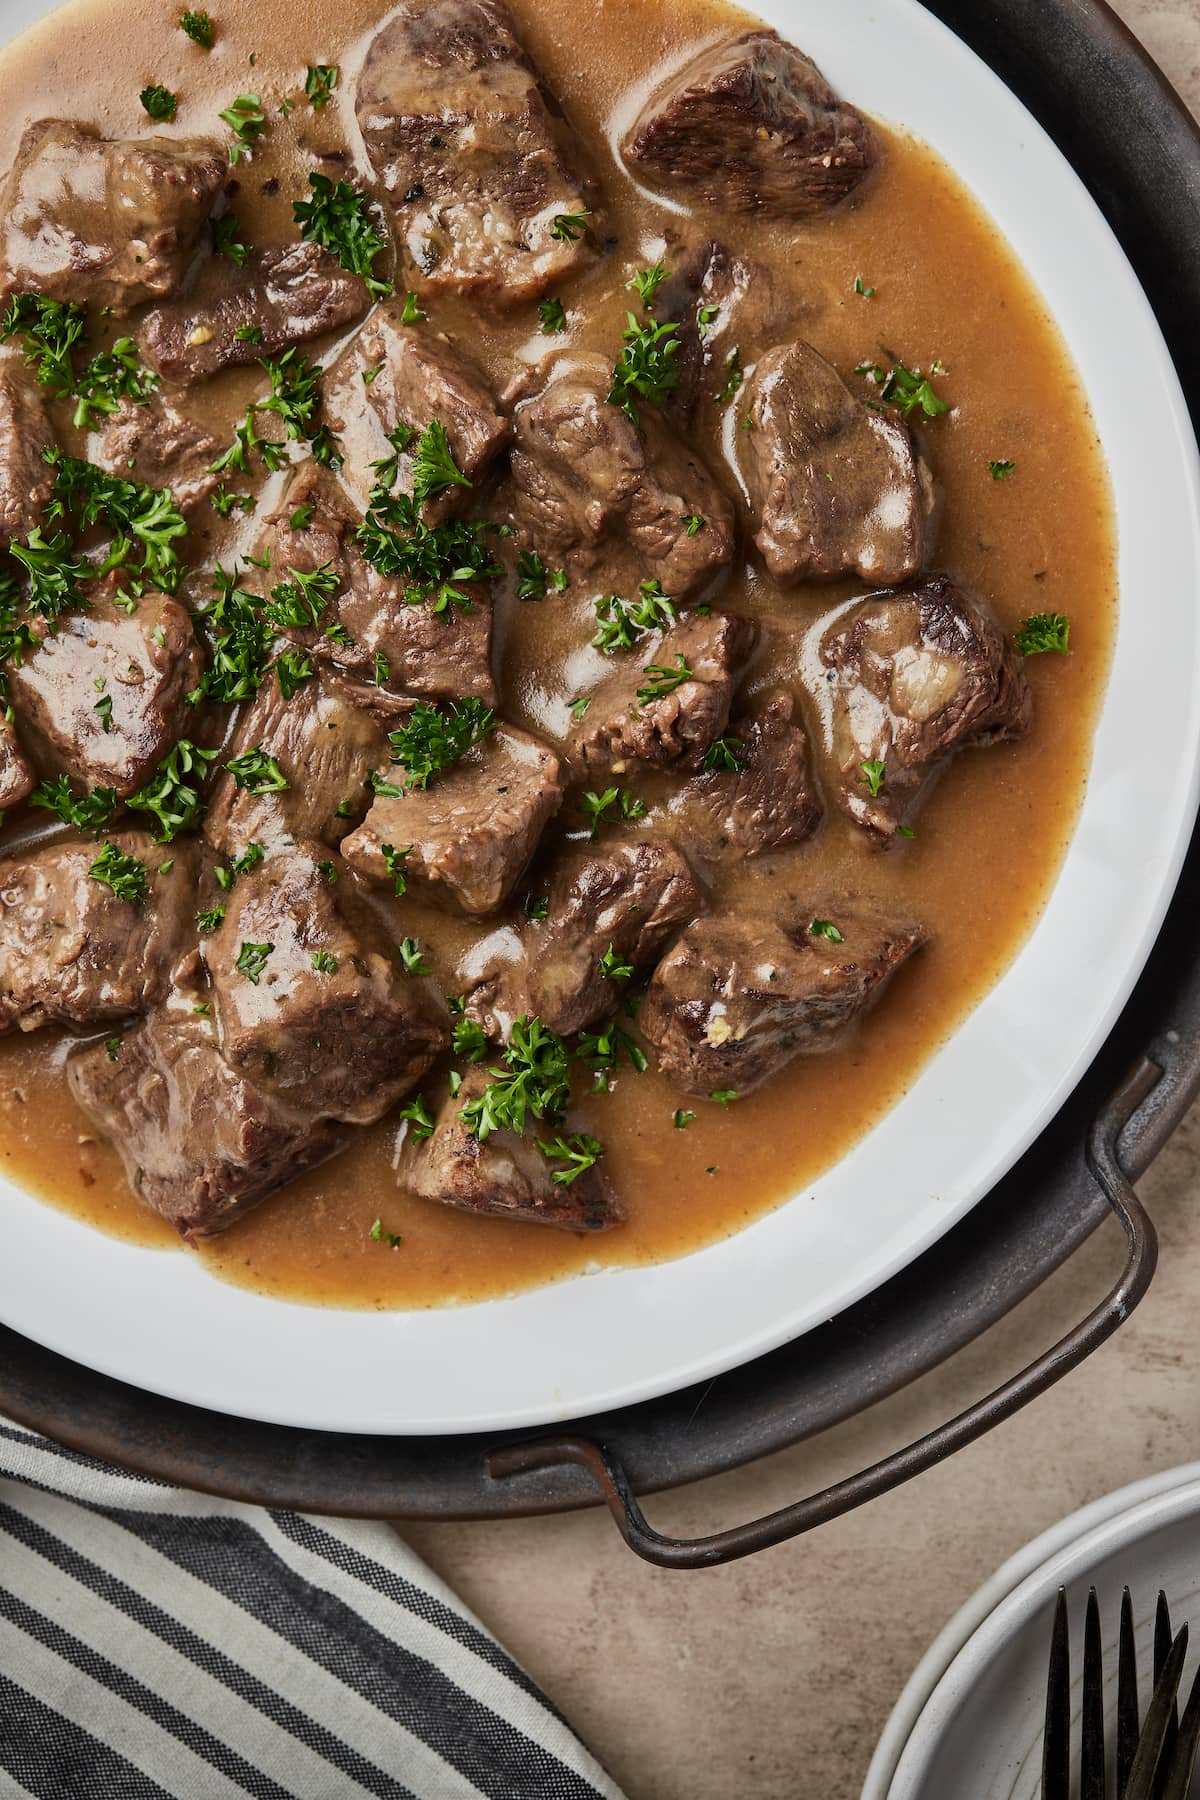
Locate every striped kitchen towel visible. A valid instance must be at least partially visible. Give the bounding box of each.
[0,1418,625,1800]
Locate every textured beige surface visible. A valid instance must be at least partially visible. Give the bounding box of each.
[404,9,1200,1795]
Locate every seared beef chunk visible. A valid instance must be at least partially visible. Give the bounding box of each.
[67,982,346,1240]
[140,243,369,386]
[465,837,703,1039]
[342,724,563,916]
[0,121,224,313]
[567,610,754,783]
[657,240,789,425]
[668,688,822,862]
[92,392,220,512]
[0,835,196,1034]
[641,901,928,1096]
[356,0,596,304]
[205,665,408,858]
[744,341,936,586]
[0,365,55,547]
[268,465,496,703]
[0,714,34,811]
[622,32,878,218]
[206,841,448,1126]
[322,302,509,514]
[9,588,203,796]
[397,1070,621,1231]
[511,358,734,599]
[819,575,1032,840]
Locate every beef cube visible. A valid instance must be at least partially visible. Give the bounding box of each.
[397,1070,622,1232]
[668,688,822,862]
[465,837,704,1039]
[140,243,369,386]
[267,464,496,703]
[0,834,196,1034]
[567,610,754,783]
[744,341,936,586]
[657,239,790,425]
[356,0,597,304]
[9,588,203,796]
[511,358,735,599]
[0,121,225,314]
[92,392,220,512]
[342,723,563,916]
[622,31,879,218]
[205,840,448,1125]
[818,575,1033,841]
[205,664,409,858]
[0,365,55,547]
[322,302,509,515]
[641,901,928,1096]
[0,713,35,811]
[67,983,347,1240]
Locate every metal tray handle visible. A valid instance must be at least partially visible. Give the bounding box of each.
[488,1057,1162,1568]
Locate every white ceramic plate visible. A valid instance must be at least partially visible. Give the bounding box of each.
[869,1462,1200,1797]
[2,0,1200,1435]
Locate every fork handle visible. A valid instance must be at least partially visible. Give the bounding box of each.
[487,1056,1161,1569]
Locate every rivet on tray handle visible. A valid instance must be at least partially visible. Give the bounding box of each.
[487,1056,1162,1569]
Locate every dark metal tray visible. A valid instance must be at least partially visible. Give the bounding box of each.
[4,0,1200,1565]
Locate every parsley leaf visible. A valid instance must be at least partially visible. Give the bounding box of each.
[537,1132,604,1186]
[89,841,149,904]
[636,655,693,704]
[140,85,178,122]
[989,458,1017,480]
[515,549,566,601]
[608,313,680,423]
[0,293,86,394]
[212,213,252,267]
[397,937,430,976]
[179,9,214,47]
[627,259,667,309]
[853,275,875,298]
[409,419,470,511]
[860,758,886,797]
[72,337,159,431]
[673,1109,695,1129]
[29,774,118,832]
[598,944,633,982]
[538,297,566,334]
[701,736,747,773]
[225,745,287,794]
[458,1015,572,1141]
[400,290,427,325]
[579,786,644,839]
[1015,612,1070,655]
[378,842,411,896]
[857,359,949,420]
[293,173,393,299]
[127,739,218,840]
[386,697,494,790]
[220,94,267,164]
[809,918,845,944]
[304,64,339,110]
[10,528,90,621]
[716,348,743,404]
[236,941,274,984]
[550,209,590,243]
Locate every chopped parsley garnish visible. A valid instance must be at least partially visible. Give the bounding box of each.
[682,513,705,537]
[452,1016,489,1062]
[856,359,949,420]
[568,696,591,722]
[809,918,845,944]
[1015,612,1070,655]
[574,1018,646,1086]
[212,213,251,267]
[538,297,566,334]
[264,561,339,630]
[550,209,591,243]
[458,1015,571,1141]
[196,904,226,931]
[710,1088,739,1108]
[220,94,267,164]
[226,745,288,794]
[592,580,675,653]
[716,348,743,404]
[304,64,339,110]
[673,1109,695,1129]
[895,825,916,839]
[93,691,113,733]
[179,9,214,47]
[989,458,1017,480]
[258,348,325,443]
[235,323,263,345]
[72,337,159,431]
[696,303,719,331]
[311,949,338,973]
[215,842,265,890]
[538,1132,604,1186]
[525,894,550,921]
[386,697,494,789]
[628,259,667,309]
[356,504,499,613]
[369,1217,403,1248]
[211,485,254,519]
[516,550,567,601]
[860,758,886,797]
[275,648,313,700]
[89,841,149,904]
[189,565,272,703]
[46,448,188,595]
[10,528,90,622]
[29,775,118,832]
[373,650,390,686]
[598,944,633,982]
[140,85,178,122]
[127,739,218,841]
[409,419,470,511]
[579,786,645,839]
[379,842,411,896]
[701,736,747,773]
[608,313,681,423]
[397,937,430,976]
[293,173,393,299]
[400,290,427,325]
[0,293,86,394]
[853,275,875,298]
[398,1095,435,1140]
[235,940,274,984]
[637,655,693,704]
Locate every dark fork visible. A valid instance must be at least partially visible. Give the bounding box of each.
[1041,1587,1200,1799]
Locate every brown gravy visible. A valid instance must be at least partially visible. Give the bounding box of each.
[0,0,1115,1308]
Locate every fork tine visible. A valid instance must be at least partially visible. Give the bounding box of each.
[1083,1588,1107,1800]
[1042,1588,1071,1800]
[1158,1658,1200,1800]
[1123,1626,1190,1800]
[1119,1587,1141,1795]
[1155,1593,1180,1793]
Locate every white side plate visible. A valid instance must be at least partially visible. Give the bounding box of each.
[2,0,1199,1434]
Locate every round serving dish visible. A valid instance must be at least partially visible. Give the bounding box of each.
[1,0,1199,1440]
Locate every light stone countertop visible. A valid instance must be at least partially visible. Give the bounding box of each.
[403,7,1200,1794]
